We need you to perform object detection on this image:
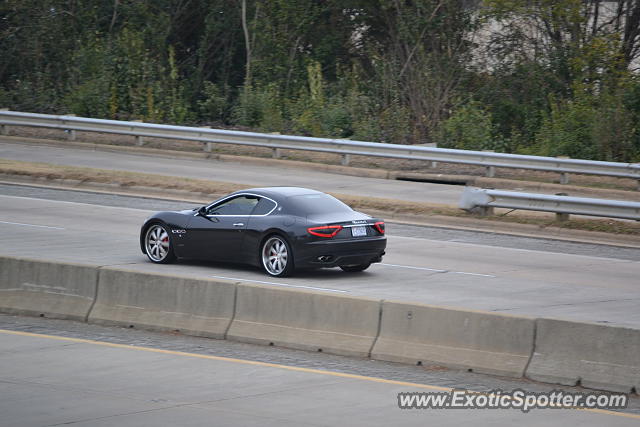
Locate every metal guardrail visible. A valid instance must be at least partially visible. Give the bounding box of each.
[1,110,640,183]
[459,187,640,221]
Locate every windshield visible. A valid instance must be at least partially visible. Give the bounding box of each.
[287,193,353,215]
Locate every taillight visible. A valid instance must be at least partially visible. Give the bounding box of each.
[307,225,343,238]
[374,221,385,234]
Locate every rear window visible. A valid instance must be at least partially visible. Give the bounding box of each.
[252,198,277,215]
[287,193,352,215]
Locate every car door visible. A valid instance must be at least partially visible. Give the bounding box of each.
[185,195,259,261]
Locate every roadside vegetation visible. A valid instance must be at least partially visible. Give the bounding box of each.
[2,1,640,162]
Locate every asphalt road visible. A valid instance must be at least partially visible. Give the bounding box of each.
[1,142,640,426]
[1,186,639,327]
[1,316,638,427]
[1,183,637,260]
[0,139,463,205]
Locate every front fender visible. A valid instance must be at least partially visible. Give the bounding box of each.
[139,211,192,255]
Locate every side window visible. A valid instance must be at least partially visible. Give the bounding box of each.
[207,196,259,215]
[251,198,276,215]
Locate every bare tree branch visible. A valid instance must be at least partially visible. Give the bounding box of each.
[241,0,252,87]
[109,0,119,34]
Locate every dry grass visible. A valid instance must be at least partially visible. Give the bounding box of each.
[2,158,639,236]
[479,213,640,235]
[0,158,245,196]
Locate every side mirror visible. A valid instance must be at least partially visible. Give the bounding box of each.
[197,206,208,217]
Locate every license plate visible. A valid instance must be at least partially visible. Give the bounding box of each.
[351,226,367,237]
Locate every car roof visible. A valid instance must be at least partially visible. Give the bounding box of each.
[235,187,323,199]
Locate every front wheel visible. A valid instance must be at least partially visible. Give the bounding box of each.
[339,263,370,273]
[144,224,176,264]
[261,235,294,277]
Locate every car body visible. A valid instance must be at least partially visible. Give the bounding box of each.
[139,187,386,276]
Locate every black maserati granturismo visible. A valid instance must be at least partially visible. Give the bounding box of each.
[139,187,386,277]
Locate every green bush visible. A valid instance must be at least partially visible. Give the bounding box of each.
[534,91,639,162]
[437,101,494,150]
[64,77,112,118]
[378,100,412,144]
[535,98,598,159]
[6,77,63,114]
[197,82,230,124]
[592,93,638,162]
[320,100,352,138]
[232,85,283,131]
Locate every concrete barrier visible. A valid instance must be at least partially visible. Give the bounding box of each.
[88,267,236,338]
[371,301,535,377]
[0,256,98,320]
[4,254,639,394]
[526,318,640,393]
[226,283,381,357]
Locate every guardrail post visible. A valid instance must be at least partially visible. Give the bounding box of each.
[64,114,76,141]
[198,127,212,152]
[482,150,496,177]
[554,194,569,221]
[0,108,7,135]
[341,154,351,166]
[429,161,438,168]
[479,206,494,216]
[132,120,144,146]
[272,148,281,159]
[559,173,570,185]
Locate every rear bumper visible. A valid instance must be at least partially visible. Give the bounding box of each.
[294,237,386,268]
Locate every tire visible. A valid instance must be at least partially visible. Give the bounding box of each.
[339,263,371,273]
[261,235,294,277]
[144,223,176,264]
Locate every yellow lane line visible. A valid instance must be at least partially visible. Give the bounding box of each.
[1,328,638,420]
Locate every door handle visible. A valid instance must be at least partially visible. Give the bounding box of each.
[233,223,245,227]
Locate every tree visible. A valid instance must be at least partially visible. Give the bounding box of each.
[474,0,640,160]
[349,0,481,143]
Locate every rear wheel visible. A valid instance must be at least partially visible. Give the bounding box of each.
[261,235,294,277]
[144,224,176,264]
[339,263,370,273]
